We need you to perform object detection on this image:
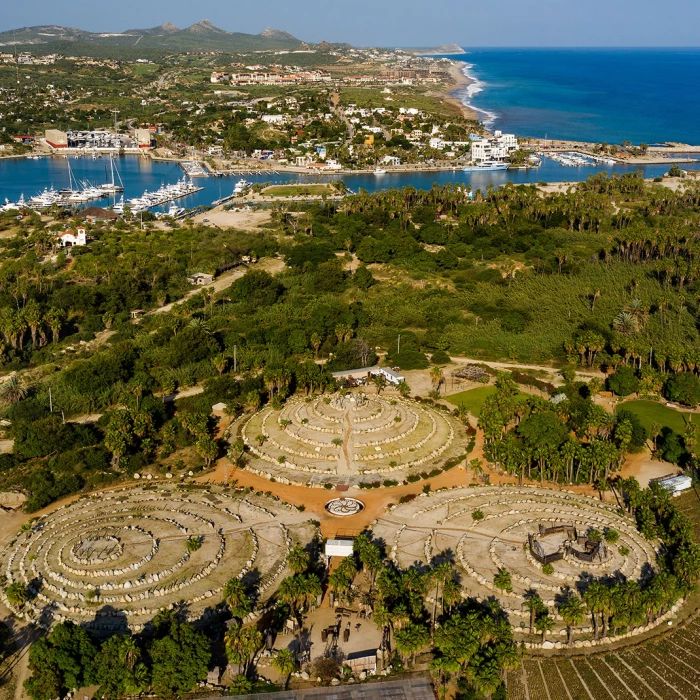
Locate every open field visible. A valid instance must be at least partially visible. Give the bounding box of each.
[619,400,688,434]
[445,386,498,416]
[261,184,334,197]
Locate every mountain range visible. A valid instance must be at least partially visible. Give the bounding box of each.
[0,20,306,54]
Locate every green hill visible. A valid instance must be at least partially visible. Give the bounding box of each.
[0,19,303,56]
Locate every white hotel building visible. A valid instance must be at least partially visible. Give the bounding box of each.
[471,131,519,162]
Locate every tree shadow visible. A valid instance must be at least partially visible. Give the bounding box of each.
[83,604,129,638]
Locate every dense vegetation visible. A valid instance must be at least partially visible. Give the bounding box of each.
[2,172,700,509]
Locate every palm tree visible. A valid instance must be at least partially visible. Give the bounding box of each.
[212,354,228,375]
[271,648,296,690]
[534,610,554,643]
[395,622,429,666]
[5,582,28,607]
[524,591,545,635]
[430,365,444,394]
[558,592,586,645]
[225,623,263,678]
[0,375,29,406]
[223,578,253,618]
[287,546,310,575]
[373,374,387,395]
[430,656,459,700]
[584,581,610,640]
[397,380,411,398]
[429,562,453,640]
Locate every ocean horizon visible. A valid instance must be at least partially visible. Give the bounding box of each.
[447,48,700,145]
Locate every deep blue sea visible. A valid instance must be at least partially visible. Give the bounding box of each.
[449,48,700,145]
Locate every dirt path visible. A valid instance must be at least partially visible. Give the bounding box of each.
[151,257,285,315]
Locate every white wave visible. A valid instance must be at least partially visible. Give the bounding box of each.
[456,62,499,129]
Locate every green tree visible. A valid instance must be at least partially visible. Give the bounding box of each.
[24,622,98,700]
[148,611,210,698]
[271,648,296,690]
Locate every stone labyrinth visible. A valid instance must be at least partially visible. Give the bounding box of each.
[0,486,316,633]
[240,392,463,486]
[373,486,675,649]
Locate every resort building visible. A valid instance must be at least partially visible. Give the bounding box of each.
[471,131,519,162]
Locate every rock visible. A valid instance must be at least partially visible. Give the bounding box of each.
[300,671,310,681]
[331,678,341,686]
[542,641,554,650]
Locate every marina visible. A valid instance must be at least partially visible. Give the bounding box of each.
[0,155,692,214]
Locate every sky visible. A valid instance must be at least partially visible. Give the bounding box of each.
[2,0,700,47]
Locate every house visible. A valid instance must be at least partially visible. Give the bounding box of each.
[57,228,87,247]
[187,273,214,286]
[382,155,401,166]
[81,207,119,223]
[331,365,405,386]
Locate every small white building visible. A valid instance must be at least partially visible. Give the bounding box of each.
[57,227,87,247]
[331,365,406,386]
[325,539,354,558]
[187,272,214,286]
[657,474,693,497]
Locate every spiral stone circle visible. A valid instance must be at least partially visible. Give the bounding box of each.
[0,485,317,633]
[240,392,464,486]
[372,485,674,649]
[325,498,365,517]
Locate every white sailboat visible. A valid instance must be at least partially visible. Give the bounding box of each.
[99,157,124,194]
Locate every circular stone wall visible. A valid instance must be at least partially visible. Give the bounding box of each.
[372,486,668,648]
[0,486,316,633]
[239,392,463,486]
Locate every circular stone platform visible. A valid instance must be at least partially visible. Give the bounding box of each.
[372,486,664,645]
[239,392,463,486]
[325,498,365,517]
[0,486,317,633]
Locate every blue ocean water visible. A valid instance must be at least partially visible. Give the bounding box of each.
[449,49,700,145]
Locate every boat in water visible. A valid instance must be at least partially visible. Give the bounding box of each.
[374,168,387,175]
[99,157,124,194]
[462,160,510,172]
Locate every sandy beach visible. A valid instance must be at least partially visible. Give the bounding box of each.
[439,61,480,122]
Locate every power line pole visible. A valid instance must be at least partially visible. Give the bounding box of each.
[397,334,401,355]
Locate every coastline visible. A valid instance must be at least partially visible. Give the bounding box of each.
[439,61,480,123]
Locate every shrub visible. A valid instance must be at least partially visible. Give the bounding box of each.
[607,366,639,397]
[664,372,700,407]
[472,509,484,521]
[619,546,630,556]
[604,528,619,544]
[493,568,512,592]
[430,350,451,365]
[542,563,554,575]
[407,474,421,483]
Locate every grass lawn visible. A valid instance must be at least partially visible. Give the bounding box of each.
[445,386,497,416]
[617,400,687,434]
[262,184,333,197]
